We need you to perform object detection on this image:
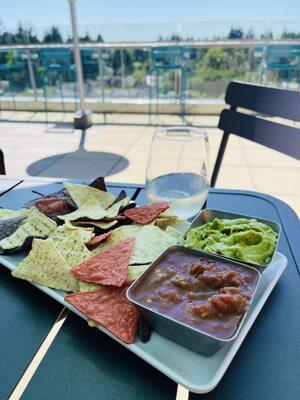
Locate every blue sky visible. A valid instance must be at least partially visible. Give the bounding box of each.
[1,0,300,41]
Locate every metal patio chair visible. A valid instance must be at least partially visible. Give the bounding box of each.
[259,45,300,89]
[211,81,300,187]
[39,48,77,122]
[0,51,29,112]
[148,46,188,122]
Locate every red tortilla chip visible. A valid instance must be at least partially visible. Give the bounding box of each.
[36,196,75,216]
[124,202,169,225]
[65,286,138,344]
[87,231,112,250]
[71,237,135,287]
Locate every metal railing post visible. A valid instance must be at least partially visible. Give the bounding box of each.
[26,50,37,101]
[120,48,126,88]
[98,49,105,103]
[68,0,92,128]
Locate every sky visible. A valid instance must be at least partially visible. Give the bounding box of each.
[1,0,300,41]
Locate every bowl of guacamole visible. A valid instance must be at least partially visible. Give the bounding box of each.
[184,210,279,267]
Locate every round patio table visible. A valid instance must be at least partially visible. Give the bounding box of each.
[0,178,299,400]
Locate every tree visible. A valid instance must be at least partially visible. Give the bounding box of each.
[245,30,255,39]
[281,30,300,39]
[228,28,244,39]
[261,30,273,39]
[80,32,94,43]
[43,26,63,43]
[96,34,104,43]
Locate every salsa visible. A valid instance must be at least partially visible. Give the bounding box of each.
[133,249,259,340]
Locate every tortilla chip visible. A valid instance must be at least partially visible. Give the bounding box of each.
[130,225,177,264]
[105,197,130,218]
[155,214,178,230]
[127,264,150,282]
[35,196,75,217]
[12,238,78,292]
[0,207,56,252]
[91,224,177,265]
[165,226,183,241]
[0,208,26,220]
[50,222,94,244]
[91,225,142,256]
[77,280,102,327]
[0,215,26,241]
[58,197,107,222]
[64,182,115,210]
[53,231,91,268]
[47,188,77,208]
[124,202,169,225]
[65,286,139,343]
[78,280,100,292]
[89,177,107,192]
[87,231,112,250]
[72,238,135,287]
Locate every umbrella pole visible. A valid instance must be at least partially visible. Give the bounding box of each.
[69,0,92,129]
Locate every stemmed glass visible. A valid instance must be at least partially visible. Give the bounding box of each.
[145,126,209,220]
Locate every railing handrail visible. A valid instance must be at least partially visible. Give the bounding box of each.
[1,39,300,51]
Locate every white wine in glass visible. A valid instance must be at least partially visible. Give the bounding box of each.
[145,127,210,220]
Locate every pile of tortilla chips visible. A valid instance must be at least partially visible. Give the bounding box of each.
[3,177,186,344]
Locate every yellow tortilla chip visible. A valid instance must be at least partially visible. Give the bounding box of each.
[105,197,130,218]
[154,214,178,230]
[130,225,177,264]
[92,224,177,264]
[58,196,107,221]
[0,208,27,220]
[50,222,94,244]
[127,264,150,282]
[59,182,116,221]
[165,226,183,241]
[12,238,78,292]
[64,182,115,210]
[53,230,91,268]
[0,207,56,251]
[91,225,143,256]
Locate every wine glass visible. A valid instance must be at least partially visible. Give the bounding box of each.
[145,126,209,220]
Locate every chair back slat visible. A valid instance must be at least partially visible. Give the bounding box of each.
[218,109,300,160]
[225,81,300,122]
[211,81,300,187]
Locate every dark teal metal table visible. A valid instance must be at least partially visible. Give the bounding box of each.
[0,178,299,400]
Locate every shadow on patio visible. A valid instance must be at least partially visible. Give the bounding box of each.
[26,129,129,178]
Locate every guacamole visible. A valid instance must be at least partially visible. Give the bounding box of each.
[184,218,278,265]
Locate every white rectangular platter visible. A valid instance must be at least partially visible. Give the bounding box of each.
[0,251,287,394]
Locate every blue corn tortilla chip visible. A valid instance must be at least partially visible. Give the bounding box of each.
[89,177,107,192]
[0,215,26,241]
[0,207,57,253]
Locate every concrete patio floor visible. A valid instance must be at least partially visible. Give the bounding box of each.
[0,111,299,215]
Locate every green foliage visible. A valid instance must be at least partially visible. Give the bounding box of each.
[43,26,63,43]
[132,61,147,82]
[228,28,244,39]
[281,30,300,39]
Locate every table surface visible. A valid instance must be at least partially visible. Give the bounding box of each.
[0,177,299,400]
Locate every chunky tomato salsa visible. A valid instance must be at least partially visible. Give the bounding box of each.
[134,249,259,339]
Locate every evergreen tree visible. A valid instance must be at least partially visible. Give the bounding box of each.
[43,26,63,43]
[228,28,244,39]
